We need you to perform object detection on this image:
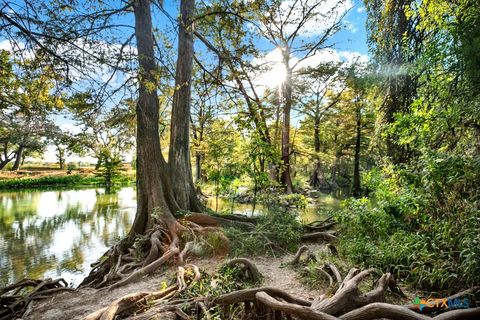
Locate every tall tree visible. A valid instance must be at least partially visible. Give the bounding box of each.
[169,0,202,211]
[258,0,347,192]
[296,64,342,188]
[364,0,423,163]
[129,0,179,235]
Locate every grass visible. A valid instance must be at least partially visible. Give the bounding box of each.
[0,174,134,189]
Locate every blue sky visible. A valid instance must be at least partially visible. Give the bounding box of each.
[338,2,368,55]
[1,0,370,163]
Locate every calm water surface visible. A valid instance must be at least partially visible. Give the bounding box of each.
[0,187,341,286]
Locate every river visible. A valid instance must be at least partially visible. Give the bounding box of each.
[0,186,342,286]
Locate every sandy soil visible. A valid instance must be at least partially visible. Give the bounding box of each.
[25,245,327,320]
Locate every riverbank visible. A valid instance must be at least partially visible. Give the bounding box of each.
[3,206,479,319]
[24,243,413,320]
[0,168,135,189]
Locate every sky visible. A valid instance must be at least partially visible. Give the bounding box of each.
[2,0,370,164]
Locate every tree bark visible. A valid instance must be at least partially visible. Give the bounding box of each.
[352,100,361,197]
[169,0,202,212]
[280,49,293,194]
[129,0,178,235]
[194,152,200,181]
[12,146,24,171]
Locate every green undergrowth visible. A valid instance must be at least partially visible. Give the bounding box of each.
[297,252,351,290]
[177,264,260,319]
[335,162,480,291]
[224,208,303,257]
[0,174,133,189]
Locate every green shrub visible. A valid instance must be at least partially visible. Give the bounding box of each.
[66,162,77,174]
[0,175,82,189]
[225,208,303,256]
[336,163,480,290]
[0,174,132,189]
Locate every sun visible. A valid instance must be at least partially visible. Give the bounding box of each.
[264,63,288,89]
[256,47,288,89]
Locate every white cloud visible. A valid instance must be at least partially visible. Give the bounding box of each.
[0,39,35,59]
[264,0,354,38]
[357,6,366,13]
[250,47,369,92]
[295,48,342,70]
[345,20,358,33]
[339,51,369,65]
[251,48,288,91]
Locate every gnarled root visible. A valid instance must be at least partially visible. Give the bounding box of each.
[80,216,227,290]
[84,261,480,320]
[84,264,200,320]
[0,278,73,320]
[223,258,262,283]
[291,245,317,265]
[301,231,338,242]
[311,268,393,315]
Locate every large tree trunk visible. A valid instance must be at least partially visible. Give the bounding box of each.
[11,146,24,171]
[280,50,293,194]
[129,0,178,236]
[352,102,361,197]
[169,0,202,212]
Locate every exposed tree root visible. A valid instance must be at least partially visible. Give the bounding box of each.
[301,231,338,242]
[305,221,338,232]
[223,258,262,283]
[84,258,480,320]
[291,245,317,265]
[327,243,339,255]
[0,278,73,320]
[184,212,257,230]
[79,215,228,290]
[300,217,338,243]
[311,268,393,315]
[340,303,480,320]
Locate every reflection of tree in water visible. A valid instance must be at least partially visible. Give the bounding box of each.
[0,187,135,286]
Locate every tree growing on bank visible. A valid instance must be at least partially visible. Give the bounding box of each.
[0,51,62,170]
[257,0,348,193]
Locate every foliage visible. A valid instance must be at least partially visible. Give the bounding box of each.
[225,208,303,256]
[299,252,352,290]
[275,193,308,209]
[0,50,62,170]
[0,175,85,189]
[66,93,135,169]
[178,264,259,319]
[0,173,133,189]
[66,162,77,174]
[95,149,125,186]
[336,162,480,290]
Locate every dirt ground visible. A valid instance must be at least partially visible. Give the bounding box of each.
[25,245,326,320]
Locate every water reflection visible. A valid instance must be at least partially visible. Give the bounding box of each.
[204,191,342,223]
[0,187,342,287]
[0,187,136,287]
